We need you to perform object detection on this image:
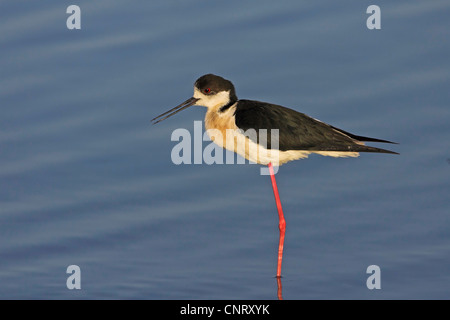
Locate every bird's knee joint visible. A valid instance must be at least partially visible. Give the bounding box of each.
[279,220,286,232]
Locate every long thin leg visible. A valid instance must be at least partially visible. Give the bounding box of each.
[277,276,283,300]
[268,162,286,278]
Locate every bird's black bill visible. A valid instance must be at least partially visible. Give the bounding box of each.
[152,97,199,124]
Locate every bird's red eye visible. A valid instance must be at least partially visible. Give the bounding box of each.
[203,88,211,94]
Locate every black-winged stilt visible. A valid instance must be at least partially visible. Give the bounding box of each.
[152,74,397,278]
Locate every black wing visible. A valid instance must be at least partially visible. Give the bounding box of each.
[234,100,398,154]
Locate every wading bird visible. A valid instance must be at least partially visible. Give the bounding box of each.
[152,74,397,278]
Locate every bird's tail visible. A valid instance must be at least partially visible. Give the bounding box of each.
[310,144,398,155]
[330,125,398,145]
[327,125,399,154]
[350,144,399,154]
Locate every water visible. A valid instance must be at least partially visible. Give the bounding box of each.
[1,0,449,299]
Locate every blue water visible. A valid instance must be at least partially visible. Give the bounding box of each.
[1,0,449,299]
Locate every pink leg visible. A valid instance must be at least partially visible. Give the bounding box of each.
[268,162,286,278]
[277,276,283,300]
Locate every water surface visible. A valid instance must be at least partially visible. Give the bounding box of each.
[1,0,449,299]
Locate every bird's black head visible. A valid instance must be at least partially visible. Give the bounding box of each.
[194,74,238,103]
[152,74,238,124]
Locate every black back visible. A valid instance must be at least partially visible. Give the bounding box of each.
[234,100,397,154]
